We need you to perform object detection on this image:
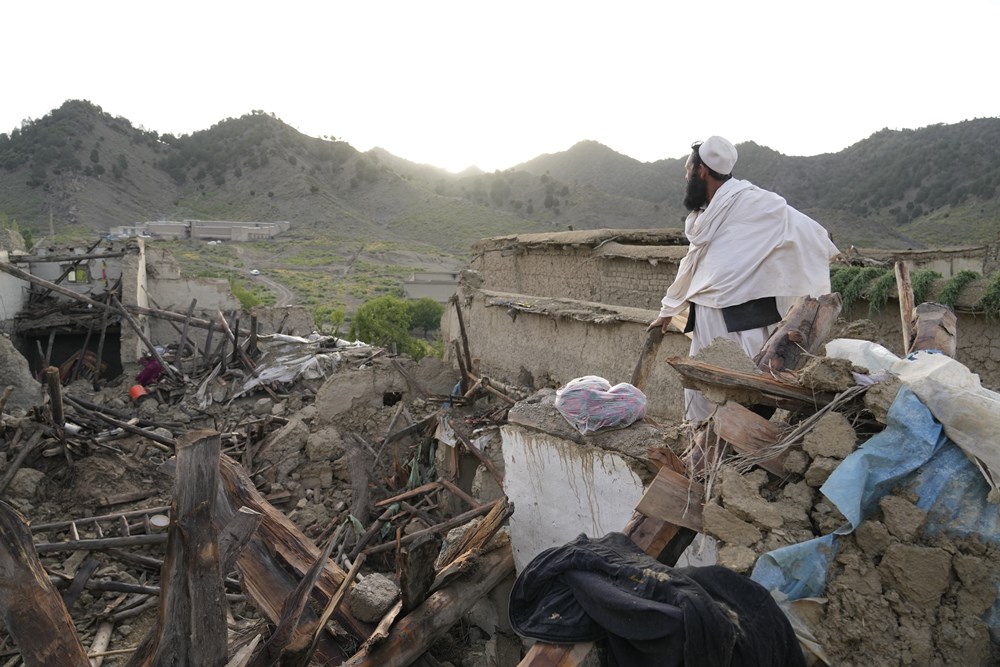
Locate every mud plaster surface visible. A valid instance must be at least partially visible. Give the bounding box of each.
[815,517,1000,666]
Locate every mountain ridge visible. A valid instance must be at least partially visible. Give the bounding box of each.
[2,100,999,255]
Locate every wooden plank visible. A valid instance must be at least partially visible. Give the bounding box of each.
[517,643,596,667]
[666,357,837,411]
[0,500,90,666]
[895,261,916,353]
[634,466,704,532]
[713,402,788,477]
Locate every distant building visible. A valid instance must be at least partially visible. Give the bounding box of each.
[403,271,460,303]
[111,219,290,242]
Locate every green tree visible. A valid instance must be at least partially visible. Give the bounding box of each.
[349,295,419,356]
[407,298,444,337]
[313,305,346,334]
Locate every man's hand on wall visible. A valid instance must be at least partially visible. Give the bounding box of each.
[646,316,672,334]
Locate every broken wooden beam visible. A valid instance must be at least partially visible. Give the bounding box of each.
[34,532,168,554]
[754,293,842,373]
[363,499,502,557]
[343,544,514,667]
[435,497,512,572]
[629,327,663,391]
[375,481,441,509]
[8,251,126,264]
[666,356,837,411]
[214,455,369,662]
[63,395,175,452]
[633,466,705,532]
[126,430,228,667]
[249,521,342,666]
[0,431,45,497]
[712,401,789,477]
[0,500,90,666]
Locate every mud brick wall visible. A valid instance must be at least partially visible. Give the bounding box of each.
[459,230,1000,395]
[469,243,682,312]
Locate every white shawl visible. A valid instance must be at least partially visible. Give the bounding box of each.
[658,179,840,318]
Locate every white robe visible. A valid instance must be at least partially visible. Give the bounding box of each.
[658,178,840,319]
[660,179,840,421]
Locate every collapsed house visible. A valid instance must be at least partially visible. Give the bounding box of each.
[1,228,999,665]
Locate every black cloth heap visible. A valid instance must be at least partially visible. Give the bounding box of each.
[509,532,804,667]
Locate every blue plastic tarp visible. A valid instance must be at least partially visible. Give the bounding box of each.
[752,387,1000,612]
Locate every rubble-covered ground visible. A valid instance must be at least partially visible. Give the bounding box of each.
[694,337,1000,666]
[4,311,1000,666]
[0,331,514,666]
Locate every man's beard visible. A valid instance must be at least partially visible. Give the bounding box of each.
[683,172,708,211]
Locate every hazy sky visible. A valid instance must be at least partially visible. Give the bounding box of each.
[4,0,998,173]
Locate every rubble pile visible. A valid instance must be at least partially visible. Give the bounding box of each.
[685,333,1000,665]
[0,292,523,666]
[3,249,1000,667]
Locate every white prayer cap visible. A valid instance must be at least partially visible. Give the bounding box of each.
[699,136,737,175]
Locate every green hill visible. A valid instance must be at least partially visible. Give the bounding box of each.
[2,101,1000,302]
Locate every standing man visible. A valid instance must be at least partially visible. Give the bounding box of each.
[648,136,840,422]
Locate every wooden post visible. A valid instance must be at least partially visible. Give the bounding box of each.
[93,291,113,388]
[202,321,216,370]
[45,367,65,444]
[449,295,474,391]
[895,261,916,353]
[178,299,197,377]
[0,500,90,666]
[629,327,664,391]
[216,311,256,375]
[126,430,228,667]
[71,319,96,383]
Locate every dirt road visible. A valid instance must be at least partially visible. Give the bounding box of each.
[254,272,295,307]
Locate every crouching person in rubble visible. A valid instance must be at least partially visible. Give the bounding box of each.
[130,353,162,402]
[648,136,840,422]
